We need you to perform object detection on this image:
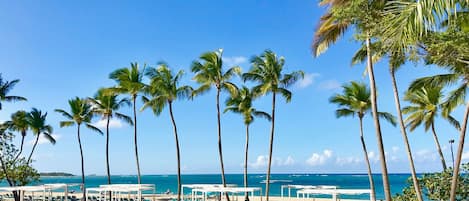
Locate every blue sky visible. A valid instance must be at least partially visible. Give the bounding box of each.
[0,0,467,175]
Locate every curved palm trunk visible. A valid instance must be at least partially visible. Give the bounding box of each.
[168,102,182,201]
[77,125,86,201]
[450,102,469,201]
[358,117,376,201]
[244,124,250,201]
[105,116,112,200]
[27,133,41,163]
[430,123,447,170]
[365,35,391,201]
[14,132,26,161]
[265,92,276,201]
[216,88,229,201]
[389,69,423,201]
[132,95,142,184]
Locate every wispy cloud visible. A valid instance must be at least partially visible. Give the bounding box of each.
[223,56,247,67]
[28,134,61,145]
[248,155,296,169]
[317,80,341,90]
[296,73,320,89]
[93,119,124,129]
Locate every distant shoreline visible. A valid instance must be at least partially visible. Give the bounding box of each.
[40,172,75,177]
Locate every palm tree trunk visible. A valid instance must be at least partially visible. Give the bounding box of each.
[265,92,276,201]
[27,133,40,163]
[359,117,376,201]
[450,101,469,201]
[169,102,182,201]
[430,123,447,170]
[133,95,142,184]
[106,116,112,200]
[389,69,423,201]
[77,125,86,201]
[216,88,229,201]
[14,133,26,161]
[365,34,391,201]
[244,124,250,201]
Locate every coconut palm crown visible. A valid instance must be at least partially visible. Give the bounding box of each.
[26,108,55,163]
[0,74,27,110]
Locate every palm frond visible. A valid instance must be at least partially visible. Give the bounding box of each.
[42,132,56,145]
[115,113,134,126]
[85,124,103,135]
[378,112,397,126]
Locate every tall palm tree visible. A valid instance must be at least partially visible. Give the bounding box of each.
[403,86,461,170]
[352,41,424,201]
[330,81,397,201]
[242,50,303,201]
[142,63,193,201]
[312,1,394,200]
[55,97,103,200]
[26,108,55,163]
[0,74,27,110]
[88,89,133,186]
[409,63,469,200]
[109,63,146,184]
[224,86,271,201]
[191,49,241,193]
[5,110,29,161]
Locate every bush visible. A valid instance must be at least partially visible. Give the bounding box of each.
[393,164,469,201]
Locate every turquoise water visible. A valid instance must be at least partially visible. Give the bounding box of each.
[1,174,411,200]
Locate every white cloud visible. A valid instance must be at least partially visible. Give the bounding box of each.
[93,119,124,129]
[223,56,247,67]
[306,149,333,166]
[296,73,320,89]
[318,80,341,90]
[28,134,61,145]
[248,155,295,169]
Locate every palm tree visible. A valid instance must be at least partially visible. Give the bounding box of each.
[4,110,29,161]
[242,50,303,201]
[224,86,271,201]
[330,81,397,201]
[409,63,469,200]
[403,86,461,170]
[26,108,55,163]
[352,42,424,201]
[109,63,146,184]
[312,1,394,200]
[142,63,193,201]
[55,97,103,200]
[0,74,27,110]
[191,49,241,193]
[88,89,133,186]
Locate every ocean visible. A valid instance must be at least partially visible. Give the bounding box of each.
[1,174,411,200]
